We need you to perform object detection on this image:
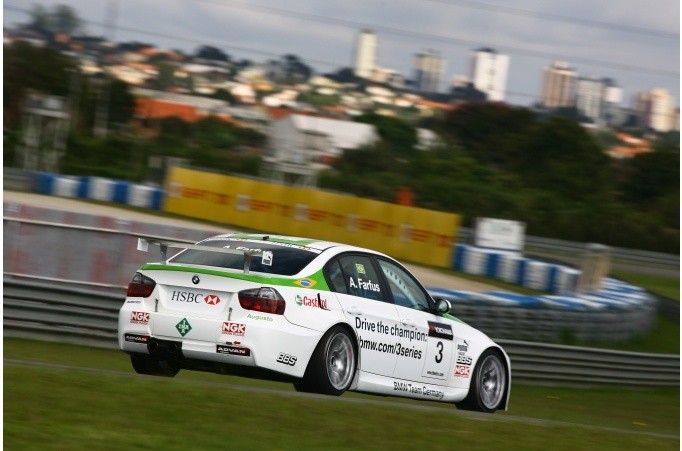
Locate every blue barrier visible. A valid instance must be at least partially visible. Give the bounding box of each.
[30,173,164,211]
[434,243,654,318]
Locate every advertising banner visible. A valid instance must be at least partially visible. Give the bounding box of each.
[164,167,460,267]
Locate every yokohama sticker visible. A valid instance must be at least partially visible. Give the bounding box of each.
[216,345,251,356]
[222,322,246,336]
[427,321,453,341]
[130,311,150,325]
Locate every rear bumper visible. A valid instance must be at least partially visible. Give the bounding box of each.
[118,310,321,378]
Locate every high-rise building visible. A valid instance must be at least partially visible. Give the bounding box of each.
[633,88,677,132]
[353,30,377,79]
[601,78,625,127]
[576,76,606,124]
[469,48,509,101]
[413,49,445,93]
[540,61,577,108]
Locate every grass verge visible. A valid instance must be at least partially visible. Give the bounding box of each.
[613,272,680,301]
[3,338,679,450]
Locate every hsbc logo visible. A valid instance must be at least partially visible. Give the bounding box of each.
[204,294,221,305]
[170,291,221,305]
[222,322,246,336]
[130,311,150,324]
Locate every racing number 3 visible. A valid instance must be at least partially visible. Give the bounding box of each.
[422,335,452,381]
[435,341,443,363]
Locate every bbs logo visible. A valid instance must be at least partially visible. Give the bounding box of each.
[276,352,297,366]
[457,355,473,366]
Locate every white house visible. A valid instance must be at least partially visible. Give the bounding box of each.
[264,114,379,185]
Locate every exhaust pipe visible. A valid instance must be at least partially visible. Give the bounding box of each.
[148,339,160,354]
[147,338,181,359]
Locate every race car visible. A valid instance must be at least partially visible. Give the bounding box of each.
[118,233,511,413]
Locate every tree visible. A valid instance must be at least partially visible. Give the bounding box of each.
[151,62,176,91]
[195,45,230,63]
[52,4,82,34]
[519,117,611,199]
[108,79,136,126]
[4,41,76,127]
[268,54,313,84]
[26,4,83,35]
[26,4,50,33]
[620,150,680,208]
[438,103,535,169]
[278,54,312,84]
[324,67,358,83]
[355,113,417,155]
[211,88,237,104]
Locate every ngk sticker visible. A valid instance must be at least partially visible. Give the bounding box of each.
[130,311,150,324]
[222,322,246,336]
[204,294,221,305]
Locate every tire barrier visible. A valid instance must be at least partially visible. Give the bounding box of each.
[32,172,164,211]
[3,278,678,387]
[441,244,658,342]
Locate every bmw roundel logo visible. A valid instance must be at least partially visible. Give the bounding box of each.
[192,275,200,285]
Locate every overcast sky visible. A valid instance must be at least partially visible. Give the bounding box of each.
[4,0,680,107]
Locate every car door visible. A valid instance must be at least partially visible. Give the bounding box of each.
[324,253,400,377]
[377,258,454,385]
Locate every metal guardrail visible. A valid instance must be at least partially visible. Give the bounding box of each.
[3,278,679,387]
[497,340,679,387]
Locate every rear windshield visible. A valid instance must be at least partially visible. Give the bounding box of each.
[169,238,320,276]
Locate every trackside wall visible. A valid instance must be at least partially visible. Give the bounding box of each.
[164,166,460,268]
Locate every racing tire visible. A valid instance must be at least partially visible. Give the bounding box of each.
[295,326,356,396]
[130,354,180,378]
[455,349,506,413]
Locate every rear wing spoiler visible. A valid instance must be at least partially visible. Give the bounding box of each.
[137,238,270,275]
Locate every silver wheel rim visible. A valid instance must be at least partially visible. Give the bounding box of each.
[326,333,354,390]
[478,354,505,410]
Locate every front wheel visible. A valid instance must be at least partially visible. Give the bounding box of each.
[456,349,507,413]
[295,326,356,396]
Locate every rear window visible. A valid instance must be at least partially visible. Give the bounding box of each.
[168,238,320,276]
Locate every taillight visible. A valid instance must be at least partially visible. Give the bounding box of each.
[238,287,285,315]
[127,272,156,298]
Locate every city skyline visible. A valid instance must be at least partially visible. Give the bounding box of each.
[3,0,679,107]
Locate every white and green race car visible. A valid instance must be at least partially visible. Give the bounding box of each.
[118,233,511,413]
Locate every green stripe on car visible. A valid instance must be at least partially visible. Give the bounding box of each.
[141,264,331,290]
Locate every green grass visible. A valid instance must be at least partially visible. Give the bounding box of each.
[3,339,679,450]
[560,315,680,354]
[613,272,680,301]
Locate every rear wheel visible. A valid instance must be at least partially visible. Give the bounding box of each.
[295,326,356,395]
[130,354,180,378]
[456,349,506,413]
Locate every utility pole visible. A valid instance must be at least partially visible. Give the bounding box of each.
[94,0,119,137]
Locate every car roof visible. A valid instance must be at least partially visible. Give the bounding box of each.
[207,233,378,255]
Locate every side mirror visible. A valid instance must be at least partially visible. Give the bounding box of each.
[435,298,452,314]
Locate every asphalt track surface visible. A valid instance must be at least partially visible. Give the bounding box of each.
[2,190,500,293]
[5,358,678,440]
